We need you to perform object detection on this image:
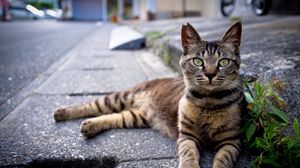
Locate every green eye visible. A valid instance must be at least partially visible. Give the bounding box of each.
[219,58,230,67]
[193,58,204,67]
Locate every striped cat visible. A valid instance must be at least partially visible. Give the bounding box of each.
[54,22,244,168]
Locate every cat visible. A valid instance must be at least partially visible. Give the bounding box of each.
[54,22,244,168]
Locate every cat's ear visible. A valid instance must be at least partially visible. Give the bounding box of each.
[220,22,242,53]
[181,23,202,55]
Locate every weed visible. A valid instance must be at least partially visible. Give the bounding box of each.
[145,28,176,41]
[242,79,300,167]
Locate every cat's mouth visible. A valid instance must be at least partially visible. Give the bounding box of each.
[195,81,223,91]
[205,83,223,90]
[193,77,226,90]
[197,76,225,86]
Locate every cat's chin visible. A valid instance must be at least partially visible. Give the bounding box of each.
[205,85,220,91]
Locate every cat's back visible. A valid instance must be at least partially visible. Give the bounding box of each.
[132,77,185,139]
[150,77,185,114]
[133,77,185,101]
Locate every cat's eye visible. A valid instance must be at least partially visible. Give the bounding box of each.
[218,58,230,67]
[192,58,204,67]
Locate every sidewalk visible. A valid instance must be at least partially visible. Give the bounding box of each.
[0,24,178,167]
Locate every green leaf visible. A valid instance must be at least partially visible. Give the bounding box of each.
[293,118,300,138]
[254,82,265,98]
[251,156,260,168]
[254,137,269,150]
[287,140,295,150]
[269,104,289,123]
[261,158,280,167]
[246,122,256,141]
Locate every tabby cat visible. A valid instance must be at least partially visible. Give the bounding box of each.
[54,22,244,168]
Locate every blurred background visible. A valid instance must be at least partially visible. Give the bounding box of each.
[0,0,299,21]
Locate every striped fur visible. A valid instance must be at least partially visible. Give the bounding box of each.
[177,22,243,168]
[54,78,185,139]
[54,22,244,168]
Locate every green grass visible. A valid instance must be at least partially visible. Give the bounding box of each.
[145,28,176,41]
[162,44,171,65]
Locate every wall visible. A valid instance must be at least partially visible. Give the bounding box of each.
[185,0,202,16]
[155,0,218,19]
[138,0,218,21]
[139,0,147,21]
[199,0,218,17]
[156,0,183,19]
[72,0,103,20]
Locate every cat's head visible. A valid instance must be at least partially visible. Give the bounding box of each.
[180,22,242,91]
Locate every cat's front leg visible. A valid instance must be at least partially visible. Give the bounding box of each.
[80,109,148,137]
[212,138,241,168]
[177,134,201,168]
[177,98,201,168]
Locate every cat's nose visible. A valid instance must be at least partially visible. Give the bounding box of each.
[205,72,216,82]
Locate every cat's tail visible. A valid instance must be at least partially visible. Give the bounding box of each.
[54,89,138,122]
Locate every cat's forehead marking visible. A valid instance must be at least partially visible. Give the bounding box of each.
[203,41,219,58]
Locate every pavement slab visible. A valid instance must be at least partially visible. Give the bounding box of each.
[0,95,177,167]
[36,49,176,95]
[117,159,178,168]
[0,21,97,107]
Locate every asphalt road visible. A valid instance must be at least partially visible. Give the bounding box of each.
[0,20,98,106]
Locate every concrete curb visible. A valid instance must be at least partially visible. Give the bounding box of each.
[109,26,145,50]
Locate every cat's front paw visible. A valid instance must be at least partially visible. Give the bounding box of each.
[80,119,99,138]
[54,108,68,122]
